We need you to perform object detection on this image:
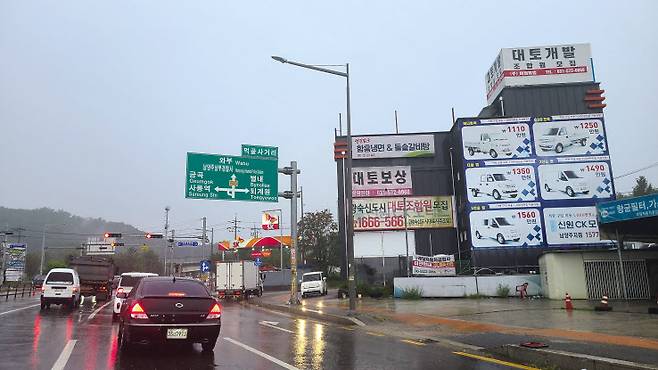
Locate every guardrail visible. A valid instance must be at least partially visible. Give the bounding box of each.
[0,284,36,301]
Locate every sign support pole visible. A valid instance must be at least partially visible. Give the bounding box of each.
[403,196,410,277]
[290,161,300,305]
[615,228,628,301]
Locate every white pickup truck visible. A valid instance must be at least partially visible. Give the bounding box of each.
[469,173,518,200]
[464,133,513,159]
[475,217,520,245]
[538,127,588,153]
[544,170,589,197]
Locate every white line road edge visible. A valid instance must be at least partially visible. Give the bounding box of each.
[259,321,294,334]
[51,339,77,370]
[87,300,112,321]
[0,303,40,316]
[224,337,300,370]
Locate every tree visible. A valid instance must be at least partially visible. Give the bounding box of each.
[632,176,657,197]
[297,210,339,274]
[113,247,162,275]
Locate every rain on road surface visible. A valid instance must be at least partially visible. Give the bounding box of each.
[0,296,533,369]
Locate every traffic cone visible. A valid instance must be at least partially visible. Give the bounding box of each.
[595,293,612,311]
[649,295,658,315]
[564,293,573,311]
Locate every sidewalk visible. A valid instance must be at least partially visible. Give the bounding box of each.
[256,291,658,367]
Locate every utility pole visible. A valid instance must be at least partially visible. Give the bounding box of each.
[227,215,243,261]
[210,227,214,261]
[170,229,175,276]
[250,224,260,238]
[278,161,301,305]
[201,217,207,264]
[164,207,170,275]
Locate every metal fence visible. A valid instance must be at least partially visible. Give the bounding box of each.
[584,260,651,300]
[0,284,36,301]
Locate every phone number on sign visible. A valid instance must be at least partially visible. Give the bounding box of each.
[354,216,405,229]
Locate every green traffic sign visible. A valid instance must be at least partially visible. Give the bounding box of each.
[241,144,278,161]
[186,152,278,202]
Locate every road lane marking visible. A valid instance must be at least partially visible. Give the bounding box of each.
[453,351,539,370]
[0,303,40,316]
[87,300,112,321]
[259,321,294,334]
[366,331,385,337]
[224,337,300,370]
[340,326,355,331]
[400,339,426,346]
[51,339,77,370]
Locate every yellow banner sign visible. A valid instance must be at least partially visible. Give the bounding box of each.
[353,196,454,231]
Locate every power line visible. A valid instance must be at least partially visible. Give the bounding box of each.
[614,161,658,179]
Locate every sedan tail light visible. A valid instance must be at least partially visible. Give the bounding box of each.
[130,302,148,319]
[117,287,124,294]
[41,286,46,292]
[206,303,222,320]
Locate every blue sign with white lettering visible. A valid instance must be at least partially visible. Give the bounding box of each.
[200,260,211,273]
[254,258,263,267]
[177,240,199,247]
[597,193,658,224]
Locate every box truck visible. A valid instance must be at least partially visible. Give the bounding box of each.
[215,261,263,299]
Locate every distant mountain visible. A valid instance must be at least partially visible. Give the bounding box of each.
[0,206,144,253]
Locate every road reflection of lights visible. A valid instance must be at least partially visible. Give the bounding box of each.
[294,319,307,367]
[316,301,324,308]
[107,325,118,369]
[84,318,99,369]
[312,323,325,370]
[66,316,73,341]
[31,314,41,368]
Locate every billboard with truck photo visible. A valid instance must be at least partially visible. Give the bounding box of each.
[457,113,614,250]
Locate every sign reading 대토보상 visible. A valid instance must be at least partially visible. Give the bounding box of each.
[352,166,412,197]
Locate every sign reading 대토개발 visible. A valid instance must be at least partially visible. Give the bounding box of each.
[485,43,593,105]
[352,134,434,159]
[412,254,456,276]
[353,196,453,231]
[186,151,278,203]
[352,166,412,197]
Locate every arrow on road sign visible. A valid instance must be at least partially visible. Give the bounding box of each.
[214,174,250,199]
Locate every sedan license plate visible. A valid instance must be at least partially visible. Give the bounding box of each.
[166,328,188,339]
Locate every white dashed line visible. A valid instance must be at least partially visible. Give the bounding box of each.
[224,337,300,370]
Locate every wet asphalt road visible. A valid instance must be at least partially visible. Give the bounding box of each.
[0,296,528,370]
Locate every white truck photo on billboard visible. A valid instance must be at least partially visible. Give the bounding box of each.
[538,162,613,200]
[462,123,532,160]
[543,206,604,246]
[466,165,537,203]
[534,118,607,156]
[469,209,543,248]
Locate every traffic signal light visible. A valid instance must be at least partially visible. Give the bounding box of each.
[145,233,163,239]
[104,232,122,238]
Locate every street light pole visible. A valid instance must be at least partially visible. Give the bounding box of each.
[271,56,356,311]
[164,206,170,275]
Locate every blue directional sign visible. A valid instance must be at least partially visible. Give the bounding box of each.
[200,260,211,273]
[177,240,199,247]
[254,258,263,267]
[597,193,658,224]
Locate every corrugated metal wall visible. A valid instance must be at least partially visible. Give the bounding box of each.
[584,260,651,300]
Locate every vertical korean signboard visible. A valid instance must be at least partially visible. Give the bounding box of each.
[3,243,26,282]
[459,113,614,249]
[485,43,593,105]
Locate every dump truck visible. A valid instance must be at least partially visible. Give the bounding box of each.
[69,255,114,301]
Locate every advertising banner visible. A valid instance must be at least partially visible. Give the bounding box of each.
[461,121,532,160]
[533,118,607,157]
[538,162,613,201]
[353,196,453,231]
[486,43,593,104]
[4,243,26,282]
[353,134,434,159]
[466,165,537,203]
[469,209,543,248]
[352,166,412,197]
[261,212,280,230]
[543,206,602,245]
[412,254,456,276]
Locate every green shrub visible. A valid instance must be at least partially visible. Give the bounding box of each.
[382,284,394,298]
[400,286,423,300]
[496,284,511,297]
[466,293,487,299]
[356,283,371,296]
[368,286,384,298]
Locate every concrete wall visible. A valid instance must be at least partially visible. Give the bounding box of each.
[540,253,588,300]
[393,274,542,298]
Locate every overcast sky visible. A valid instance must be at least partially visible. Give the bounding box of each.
[2,1,657,242]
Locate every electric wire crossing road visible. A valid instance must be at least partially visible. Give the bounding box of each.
[0,298,534,370]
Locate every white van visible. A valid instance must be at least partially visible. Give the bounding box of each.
[300,271,328,298]
[112,272,158,319]
[41,268,81,309]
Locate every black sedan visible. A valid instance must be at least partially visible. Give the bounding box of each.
[117,277,222,352]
